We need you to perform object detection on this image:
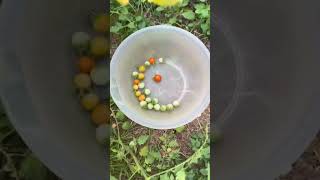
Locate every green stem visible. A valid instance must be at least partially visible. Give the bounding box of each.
[113,113,148,179]
[123,143,148,179]
[110,10,119,15]
[122,156,135,174]
[147,126,209,179]
[128,169,139,180]
[119,169,122,180]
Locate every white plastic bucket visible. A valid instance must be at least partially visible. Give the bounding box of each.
[110,25,210,129]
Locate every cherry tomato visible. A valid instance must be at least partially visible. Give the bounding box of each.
[93,14,108,33]
[78,57,95,73]
[81,93,99,111]
[135,91,142,97]
[138,94,146,101]
[153,74,162,83]
[148,57,155,64]
[90,36,108,57]
[133,79,140,85]
[91,104,108,125]
[138,73,145,80]
[138,65,146,73]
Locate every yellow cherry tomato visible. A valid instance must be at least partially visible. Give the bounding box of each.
[138,73,144,80]
[90,36,108,57]
[133,85,139,90]
[74,73,91,89]
[138,65,146,73]
[135,91,142,97]
[81,93,99,111]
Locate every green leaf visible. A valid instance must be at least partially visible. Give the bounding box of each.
[116,151,125,160]
[200,168,208,175]
[189,156,199,164]
[160,173,170,180]
[156,164,163,170]
[186,169,196,179]
[127,22,136,29]
[137,135,149,145]
[201,146,210,159]
[173,164,183,173]
[168,17,177,25]
[118,14,127,21]
[195,4,210,18]
[121,121,131,130]
[175,125,185,133]
[129,140,136,147]
[150,176,159,180]
[188,23,194,27]
[138,21,147,29]
[129,139,137,152]
[150,151,161,160]
[176,169,186,180]
[168,140,179,147]
[120,7,129,15]
[179,0,190,7]
[139,145,149,157]
[144,155,155,164]
[135,16,143,21]
[194,3,206,10]
[110,26,121,33]
[200,23,209,33]
[115,111,126,120]
[19,154,47,180]
[156,7,165,12]
[170,174,175,180]
[182,10,195,20]
[110,175,118,180]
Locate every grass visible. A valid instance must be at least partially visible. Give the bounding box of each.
[110,0,211,179]
[110,0,210,52]
[110,100,210,180]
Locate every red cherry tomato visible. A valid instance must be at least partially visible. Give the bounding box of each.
[149,57,155,64]
[153,74,162,83]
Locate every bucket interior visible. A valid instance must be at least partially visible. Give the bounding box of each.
[111,26,210,129]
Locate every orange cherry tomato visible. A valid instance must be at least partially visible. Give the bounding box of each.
[91,104,108,125]
[153,74,162,83]
[148,57,155,64]
[78,57,95,73]
[133,79,140,85]
[138,94,146,101]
